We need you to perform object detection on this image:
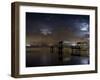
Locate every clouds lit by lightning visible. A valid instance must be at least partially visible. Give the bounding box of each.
[80,23,89,31]
[40,28,52,35]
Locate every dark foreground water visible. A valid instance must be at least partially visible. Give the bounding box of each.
[26,49,89,67]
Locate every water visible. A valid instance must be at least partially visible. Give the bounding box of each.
[26,47,89,67]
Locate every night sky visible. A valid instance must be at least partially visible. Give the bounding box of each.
[26,12,89,45]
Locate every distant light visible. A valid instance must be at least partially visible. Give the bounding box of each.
[71,43,77,46]
[26,44,31,47]
[63,41,70,44]
[63,41,77,46]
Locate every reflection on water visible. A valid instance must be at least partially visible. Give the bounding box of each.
[26,46,89,67]
[63,56,89,65]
